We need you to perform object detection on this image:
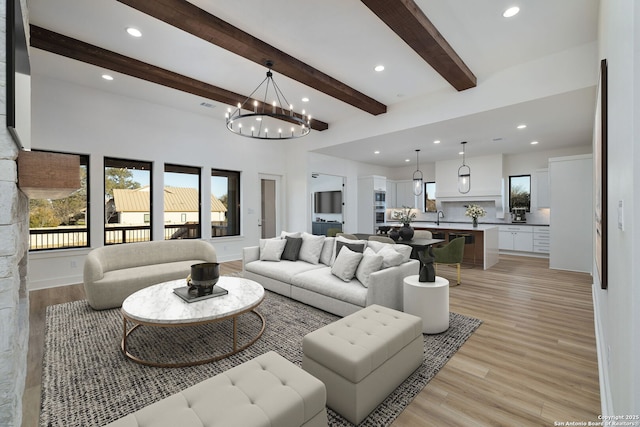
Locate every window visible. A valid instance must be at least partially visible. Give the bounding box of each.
[28,152,89,251]
[424,181,436,212]
[164,164,201,240]
[104,157,152,244]
[211,169,240,237]
[509,175,531,212]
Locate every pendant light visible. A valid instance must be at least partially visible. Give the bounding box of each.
[413,149,423,196]
[458,141,471,194]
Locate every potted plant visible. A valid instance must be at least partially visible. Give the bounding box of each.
[392,206,416,240]
[465,204,487,227]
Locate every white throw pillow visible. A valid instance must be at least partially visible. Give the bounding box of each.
[377,245,405,268]
[366,240,387,253]
[392,244,413,263]
[280,231,302,239]
[320,237,335,266]
[331,246,364,282]
[331,236,368,265]
[259,239,287,261]
[355,250,384,287]
[298,232,326,264]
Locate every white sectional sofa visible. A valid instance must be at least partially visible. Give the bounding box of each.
[243,233,419,317]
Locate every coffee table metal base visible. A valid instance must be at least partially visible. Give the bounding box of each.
[121,309,265,368]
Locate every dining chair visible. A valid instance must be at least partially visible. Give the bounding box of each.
[431,236,465,286]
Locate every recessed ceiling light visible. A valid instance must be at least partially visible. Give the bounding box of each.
[459,151,464,155]
[374,65,385,72]
[433,140,441,144]
[126,27,142,37]
[374,150,380,154]
[301,97,309,103]
[517,124,527,129]
[503,6,520,18]
[530,140,539,145]
[405,158,410,162]
[102,74,114,81]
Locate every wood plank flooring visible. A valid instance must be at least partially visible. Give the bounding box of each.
[22,256,600,427]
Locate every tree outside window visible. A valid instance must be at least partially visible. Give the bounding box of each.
[509,175,531,212]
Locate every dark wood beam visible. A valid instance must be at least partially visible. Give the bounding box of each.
[116,0,387,116]
[361,0,476,91]
[29,25,328,131]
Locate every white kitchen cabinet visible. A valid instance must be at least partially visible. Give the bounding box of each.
[533,226,550,254]
[372,176,386,192]
[534,169,550,208]
[357,175,386,234]
[395,180,416,209]
[386,180,397,208]
[499,225,533,251]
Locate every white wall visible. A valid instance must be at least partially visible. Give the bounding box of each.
[593,0,640,416]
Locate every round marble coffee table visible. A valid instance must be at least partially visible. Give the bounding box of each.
[121,276,265,368]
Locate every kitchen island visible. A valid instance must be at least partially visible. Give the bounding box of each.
[385,222,499,270]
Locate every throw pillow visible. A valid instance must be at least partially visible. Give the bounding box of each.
[260,238,287,261]
[366,240,387,253]
[331,246,364,282]
[319,237,335,266]
[331,236,368,265]
[281,236,303,261]
[377,245,405,268]
[335,240,365,258]
[355,250,384,287]
[298,232,326,264]
[280,231,302,239]
[392,244,413,263]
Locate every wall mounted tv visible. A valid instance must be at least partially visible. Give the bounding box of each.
[6,0,31,150]
[314,191,342,214]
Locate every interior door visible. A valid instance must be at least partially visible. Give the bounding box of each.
[260,177,277,238]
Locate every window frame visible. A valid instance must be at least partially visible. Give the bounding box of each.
[508,174,532,212]
[211,169,241,238]
[164,163,202,240]
[423,181,436,212]
[27,150,90,251]
[104,157,153,244]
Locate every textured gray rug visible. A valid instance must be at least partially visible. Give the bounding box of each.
[40,290,481,427]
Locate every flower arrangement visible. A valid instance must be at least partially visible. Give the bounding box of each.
[465,204,487,219]
[392,206,416,225]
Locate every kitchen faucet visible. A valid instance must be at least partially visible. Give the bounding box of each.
[436,210,444,226]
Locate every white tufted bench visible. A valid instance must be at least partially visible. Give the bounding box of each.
[105,351,328,427]
[302,304,423,425]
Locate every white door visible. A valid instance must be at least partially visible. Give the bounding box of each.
[260,174,281,239]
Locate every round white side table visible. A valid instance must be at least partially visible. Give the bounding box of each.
[403,275,449,334]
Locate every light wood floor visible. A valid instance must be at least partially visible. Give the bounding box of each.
[22,256,600,427]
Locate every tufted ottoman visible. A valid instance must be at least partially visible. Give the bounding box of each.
[105,351,328,427]
[302,304,423,425]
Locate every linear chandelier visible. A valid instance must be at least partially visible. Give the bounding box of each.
[225,61,311,140]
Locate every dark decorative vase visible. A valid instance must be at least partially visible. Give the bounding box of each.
[389,228,400,242]
[472,217,478,228]
[188,262,220,296]
[399,224,414,241]
[418,247,436,282]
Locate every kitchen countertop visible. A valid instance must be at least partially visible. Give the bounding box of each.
[384,221,549,228]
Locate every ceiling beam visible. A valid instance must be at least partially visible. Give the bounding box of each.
[116,0,387,116]
[361,0,476,91]
[29,25,329,131]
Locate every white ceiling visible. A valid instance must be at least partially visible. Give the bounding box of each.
[26,0,600,166]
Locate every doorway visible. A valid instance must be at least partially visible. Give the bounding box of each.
[260,175,280,238]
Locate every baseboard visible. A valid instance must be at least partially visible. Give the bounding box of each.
[592,284,613,416]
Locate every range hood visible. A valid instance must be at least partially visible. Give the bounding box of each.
[435,154,506,218]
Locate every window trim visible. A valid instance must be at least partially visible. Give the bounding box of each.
[508,174,531,212]
[424,181,436,212]
[211,168,241,238]
[164,163,202,240]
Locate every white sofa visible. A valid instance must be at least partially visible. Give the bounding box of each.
[83,239,217,310]
[243,233,419,317]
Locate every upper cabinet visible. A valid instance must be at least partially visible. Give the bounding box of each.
[533,168,550,209]
[435,154,503,199]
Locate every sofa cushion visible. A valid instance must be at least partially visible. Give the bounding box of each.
[298,233,325,264]
[355,249,384,287]
[281,236,303,261]
[291,268,367,307]
[377,245,405,268]
[331,236,368,264]
[245,259,324,283]
[392,244,413,263]
[331,247,364,282]
[319,237,335,266]
[260,239,287,261]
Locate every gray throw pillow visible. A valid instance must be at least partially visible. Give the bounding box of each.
[335,241,365,258]
[281,236,303,261]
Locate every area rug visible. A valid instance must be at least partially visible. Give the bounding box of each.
[40,290,481,427]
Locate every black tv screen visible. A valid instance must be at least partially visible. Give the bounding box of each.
[314,191,342,213]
